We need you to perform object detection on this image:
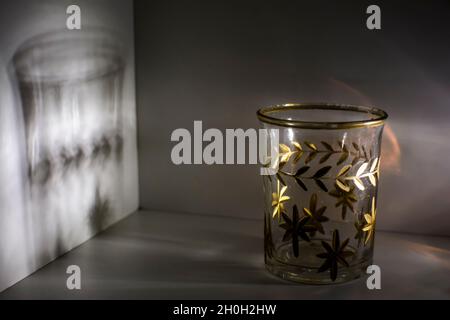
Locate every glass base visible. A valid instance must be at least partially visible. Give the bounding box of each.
[265,240,371,285]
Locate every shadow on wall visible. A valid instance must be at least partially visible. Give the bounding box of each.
[1,29,127,288]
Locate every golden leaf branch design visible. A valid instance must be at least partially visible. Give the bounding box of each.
[335,157,380,192]
[268,139,382,282]
[278,165,332,192]
[277,158,380,192]
[277,156,380,193]
[275,141,370,167]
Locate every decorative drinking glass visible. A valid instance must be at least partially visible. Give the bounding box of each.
[257,103,388,284]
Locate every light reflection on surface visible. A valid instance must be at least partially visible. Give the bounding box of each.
[321,77,450,236]
[327,77,401,174]
[403,240,450,270]
[380,124,401,174]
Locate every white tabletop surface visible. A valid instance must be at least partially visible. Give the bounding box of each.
[1,210,449,299]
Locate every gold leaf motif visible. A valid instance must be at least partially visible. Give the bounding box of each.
[321,141,334,151]
[370,157,379,173]
[273,141,382,196]
[319,152,333,164]
[337,152,348,165]
[336,179,350,192]
[279,144,291,153]
[313,166,332,178]
[304,141,317,151]
[295,178,307,191]
[368,174,376,186]
[356,162,368,177]
[295,166,310,177]
[336,165,352,178]
[315,179,328,192]
[362,145,369,159]
[353,177,365,190]
[305,151,317,164]
[292,141,303,151]
[362,197,377,245]
[293,153,303,164]
[342,158,380,191]
[271,180,290,220]
[292,141,304,163]
[278,142,306,165]
[279,144,293,164]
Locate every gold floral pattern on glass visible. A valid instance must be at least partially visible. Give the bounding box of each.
[260,103,387,284]
[316,230,354,281]
[362,197,377,245]
[268,139,381,281]
[271,180,290,220]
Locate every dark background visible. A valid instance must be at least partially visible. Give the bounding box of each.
[135,0,450,236]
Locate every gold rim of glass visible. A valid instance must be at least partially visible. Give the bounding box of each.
[257,103,388,129]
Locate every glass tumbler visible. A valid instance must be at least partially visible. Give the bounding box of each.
[257,103,388,284]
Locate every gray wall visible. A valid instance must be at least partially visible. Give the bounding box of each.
[0,0,138,291]
[135,0,450,236]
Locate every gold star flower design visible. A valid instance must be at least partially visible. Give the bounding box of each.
[328,185,357,220]
[272,180,290,220]
[302,193,329,235]
[362,197,377,244]
[316,229,353,281]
